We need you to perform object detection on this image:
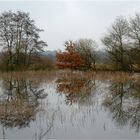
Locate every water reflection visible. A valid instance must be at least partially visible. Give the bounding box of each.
[0,76,47,128]
[56,72,96,105]
[103,76,140,132]
[0,72,140,139]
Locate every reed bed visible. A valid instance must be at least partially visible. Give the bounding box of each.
[0,70,139,85]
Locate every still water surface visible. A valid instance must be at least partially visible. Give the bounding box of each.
[0,71,140,139]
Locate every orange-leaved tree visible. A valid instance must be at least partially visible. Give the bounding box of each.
[56,40,85,69]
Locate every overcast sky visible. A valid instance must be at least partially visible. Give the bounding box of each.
[0,0,140,51]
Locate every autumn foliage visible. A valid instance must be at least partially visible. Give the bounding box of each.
[56,40,85,69]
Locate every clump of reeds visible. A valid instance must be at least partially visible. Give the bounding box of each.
[0,99,37,127]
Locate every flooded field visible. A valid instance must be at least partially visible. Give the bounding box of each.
[0,71,140,139]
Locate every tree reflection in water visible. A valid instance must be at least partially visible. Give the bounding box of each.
[0,76,47,129]
[103,75,140,132]
[0,72,140,139]
[56,72,96,105]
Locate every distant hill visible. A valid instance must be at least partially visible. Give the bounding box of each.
[39,51,57,63]
[96,51,109,63]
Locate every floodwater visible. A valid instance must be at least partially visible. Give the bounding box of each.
[0,71,140,139]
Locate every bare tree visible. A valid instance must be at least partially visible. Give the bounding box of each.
[75,38,97,70]
[0,11,16,69]
[128,13,140,67]
[0,11,47,70]
[102,17,130,71]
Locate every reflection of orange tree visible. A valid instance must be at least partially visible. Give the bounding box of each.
[0,76,47,128]
[56,72,95,105]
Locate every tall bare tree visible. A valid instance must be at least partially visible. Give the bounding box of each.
[0,11,47,70]
[0,11,15,69]
[128,13,140,68]
[102,17,130,71]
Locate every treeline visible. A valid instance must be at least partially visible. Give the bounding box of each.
[57,14,140,71]
[0,11,53,71]
[102,14,140,71]
[56,39,96,70]
[0,11,140,72]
